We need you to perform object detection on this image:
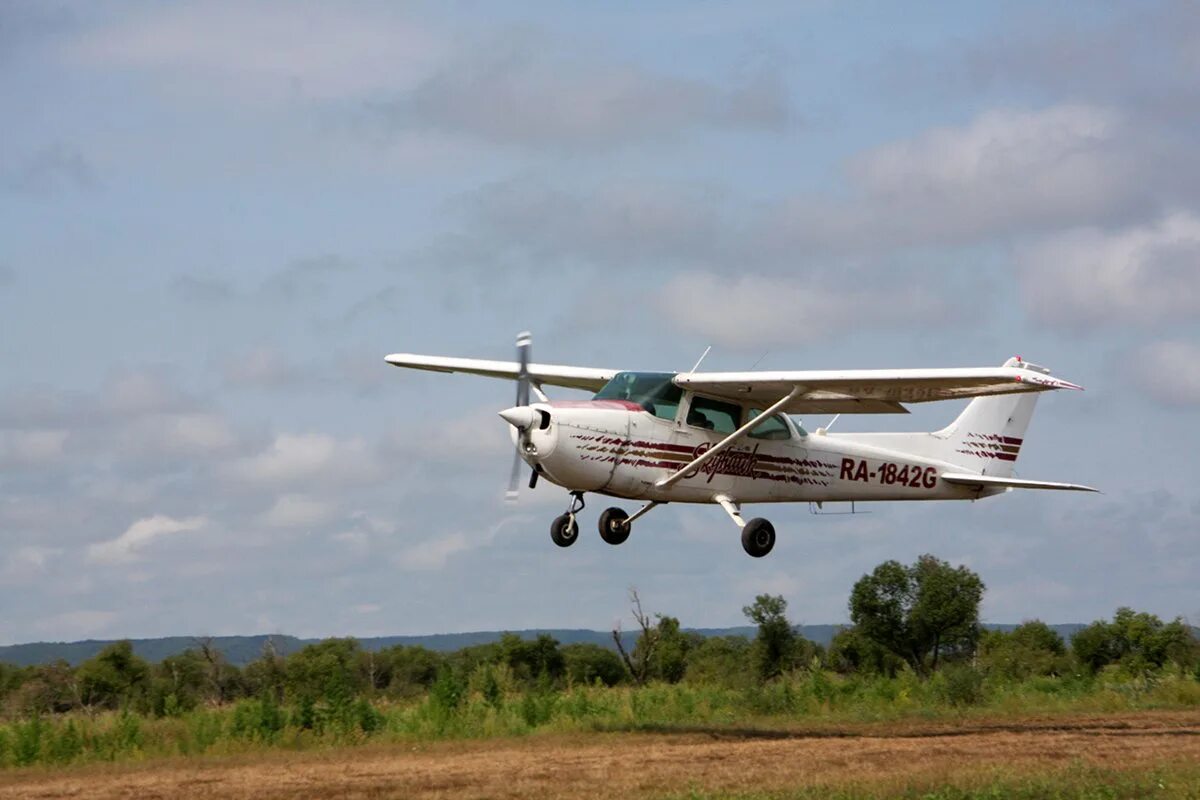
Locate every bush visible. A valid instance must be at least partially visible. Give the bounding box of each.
[935,665,986,707]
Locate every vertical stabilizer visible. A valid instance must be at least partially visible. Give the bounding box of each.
[934,357,1043,477]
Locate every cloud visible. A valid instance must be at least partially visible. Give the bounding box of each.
[170,274,235,304]
[259,494,335,528]
[220,347,306,390]
[88,514,206,564]
[0,429,68,467]
[1,143,97,194]
[395,531,471,571]
[261,254,354,301]
[224,433,380,488]
[123,412,239,457]
[2,546,63,580]
[1017,212,1200,328]
[66,3,444,101]
[657,271,954,349]
[766,104,1190,254]
[422,104,1186,278]
[423,176,731,275]
[1130,341,1200,407]
[101,368,193,417]
[379,45,789,150]
[957,1,1200,126]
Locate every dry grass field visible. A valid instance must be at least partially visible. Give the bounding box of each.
[2,710,1197,799]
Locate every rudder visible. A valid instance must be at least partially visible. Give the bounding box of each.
[936,357,1043,477]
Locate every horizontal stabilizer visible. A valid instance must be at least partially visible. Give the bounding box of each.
[940,473,1099,493]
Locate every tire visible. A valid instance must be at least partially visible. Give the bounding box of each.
[598,507,631,545]
[550,514,579,548]
[741,518,775,558]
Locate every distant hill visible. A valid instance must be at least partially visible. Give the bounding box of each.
[0,623,1109,667]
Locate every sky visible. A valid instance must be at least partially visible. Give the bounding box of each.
[2,1,1198,645]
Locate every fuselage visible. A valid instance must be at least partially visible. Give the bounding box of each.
[519,399,999,506]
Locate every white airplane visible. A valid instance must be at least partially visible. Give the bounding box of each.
[386,335,1097,558]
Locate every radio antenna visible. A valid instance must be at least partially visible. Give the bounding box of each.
[689,345,712,374]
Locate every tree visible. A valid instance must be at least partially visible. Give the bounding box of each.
[613,589,658,685]
[1071,608,1200,674]
[978,621,1068,680]
[683,636,754,687]
[194,637,239,703]
[284,638,367,705]
[561,644,626,687]
[827,626,904,677]
[376,645,442,697]
[499,633,565,684]
[743,594,814,680]
[849,555,985,675]
[76,641,150,709]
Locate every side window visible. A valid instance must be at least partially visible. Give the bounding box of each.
[687,395,741,434]
[747,410,792,440]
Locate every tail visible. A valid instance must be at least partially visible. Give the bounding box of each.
[829,357,1060,476]
[933,357,1041,477]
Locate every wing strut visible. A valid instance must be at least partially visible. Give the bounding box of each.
[655,386,801,490]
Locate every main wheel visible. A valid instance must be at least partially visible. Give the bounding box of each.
[550,514,579,548]
[598,507,631,545]
[741,518,775,558]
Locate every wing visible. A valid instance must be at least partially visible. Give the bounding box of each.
[674,365,1082,415]
[384,353,617,392]
[941,473,1098,492]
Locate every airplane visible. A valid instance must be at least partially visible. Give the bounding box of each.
[385,334,1097,558]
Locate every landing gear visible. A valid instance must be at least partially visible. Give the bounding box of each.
[551,491,586,548]
[550,514,579,547]
[714,494,777,558]
[598,507,630,545]
[741,518,776,558]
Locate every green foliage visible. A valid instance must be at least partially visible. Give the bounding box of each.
[849,555,985,675]
[11,715,43,766]
[683,635,753,687]
[428,665,465,714]
[933,664,986,707]
[828,626,905,677]
[562,643,626,687]
[284,638,366,705]
[979,621,1070,681]
[742,594,813,681]
[375,645,441,697]
[1072,608,1200,674]
[231,697,285,742]
[76,641,150,710]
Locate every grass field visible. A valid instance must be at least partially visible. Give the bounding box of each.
[1,710,1197,799]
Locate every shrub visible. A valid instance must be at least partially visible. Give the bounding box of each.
[935,665,986,707]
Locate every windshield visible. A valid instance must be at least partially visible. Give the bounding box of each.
[593,371,682,421]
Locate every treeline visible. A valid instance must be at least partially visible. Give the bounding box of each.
[2,555,1196,722]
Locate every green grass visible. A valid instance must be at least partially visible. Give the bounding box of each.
[1,669,1196,769]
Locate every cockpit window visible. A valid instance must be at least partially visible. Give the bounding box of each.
[688,395,741,434]
[593,371,681,421]
[747,409,793,440]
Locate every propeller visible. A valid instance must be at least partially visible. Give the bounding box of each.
[505,331,533,502]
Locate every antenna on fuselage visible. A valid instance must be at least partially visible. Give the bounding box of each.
[815,414,841,435]
[689,345,712,374]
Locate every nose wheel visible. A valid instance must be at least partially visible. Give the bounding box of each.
[550,491,585,548]
[550,514,579,547]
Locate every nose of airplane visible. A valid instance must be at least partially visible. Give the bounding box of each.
[498,406,538,429]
